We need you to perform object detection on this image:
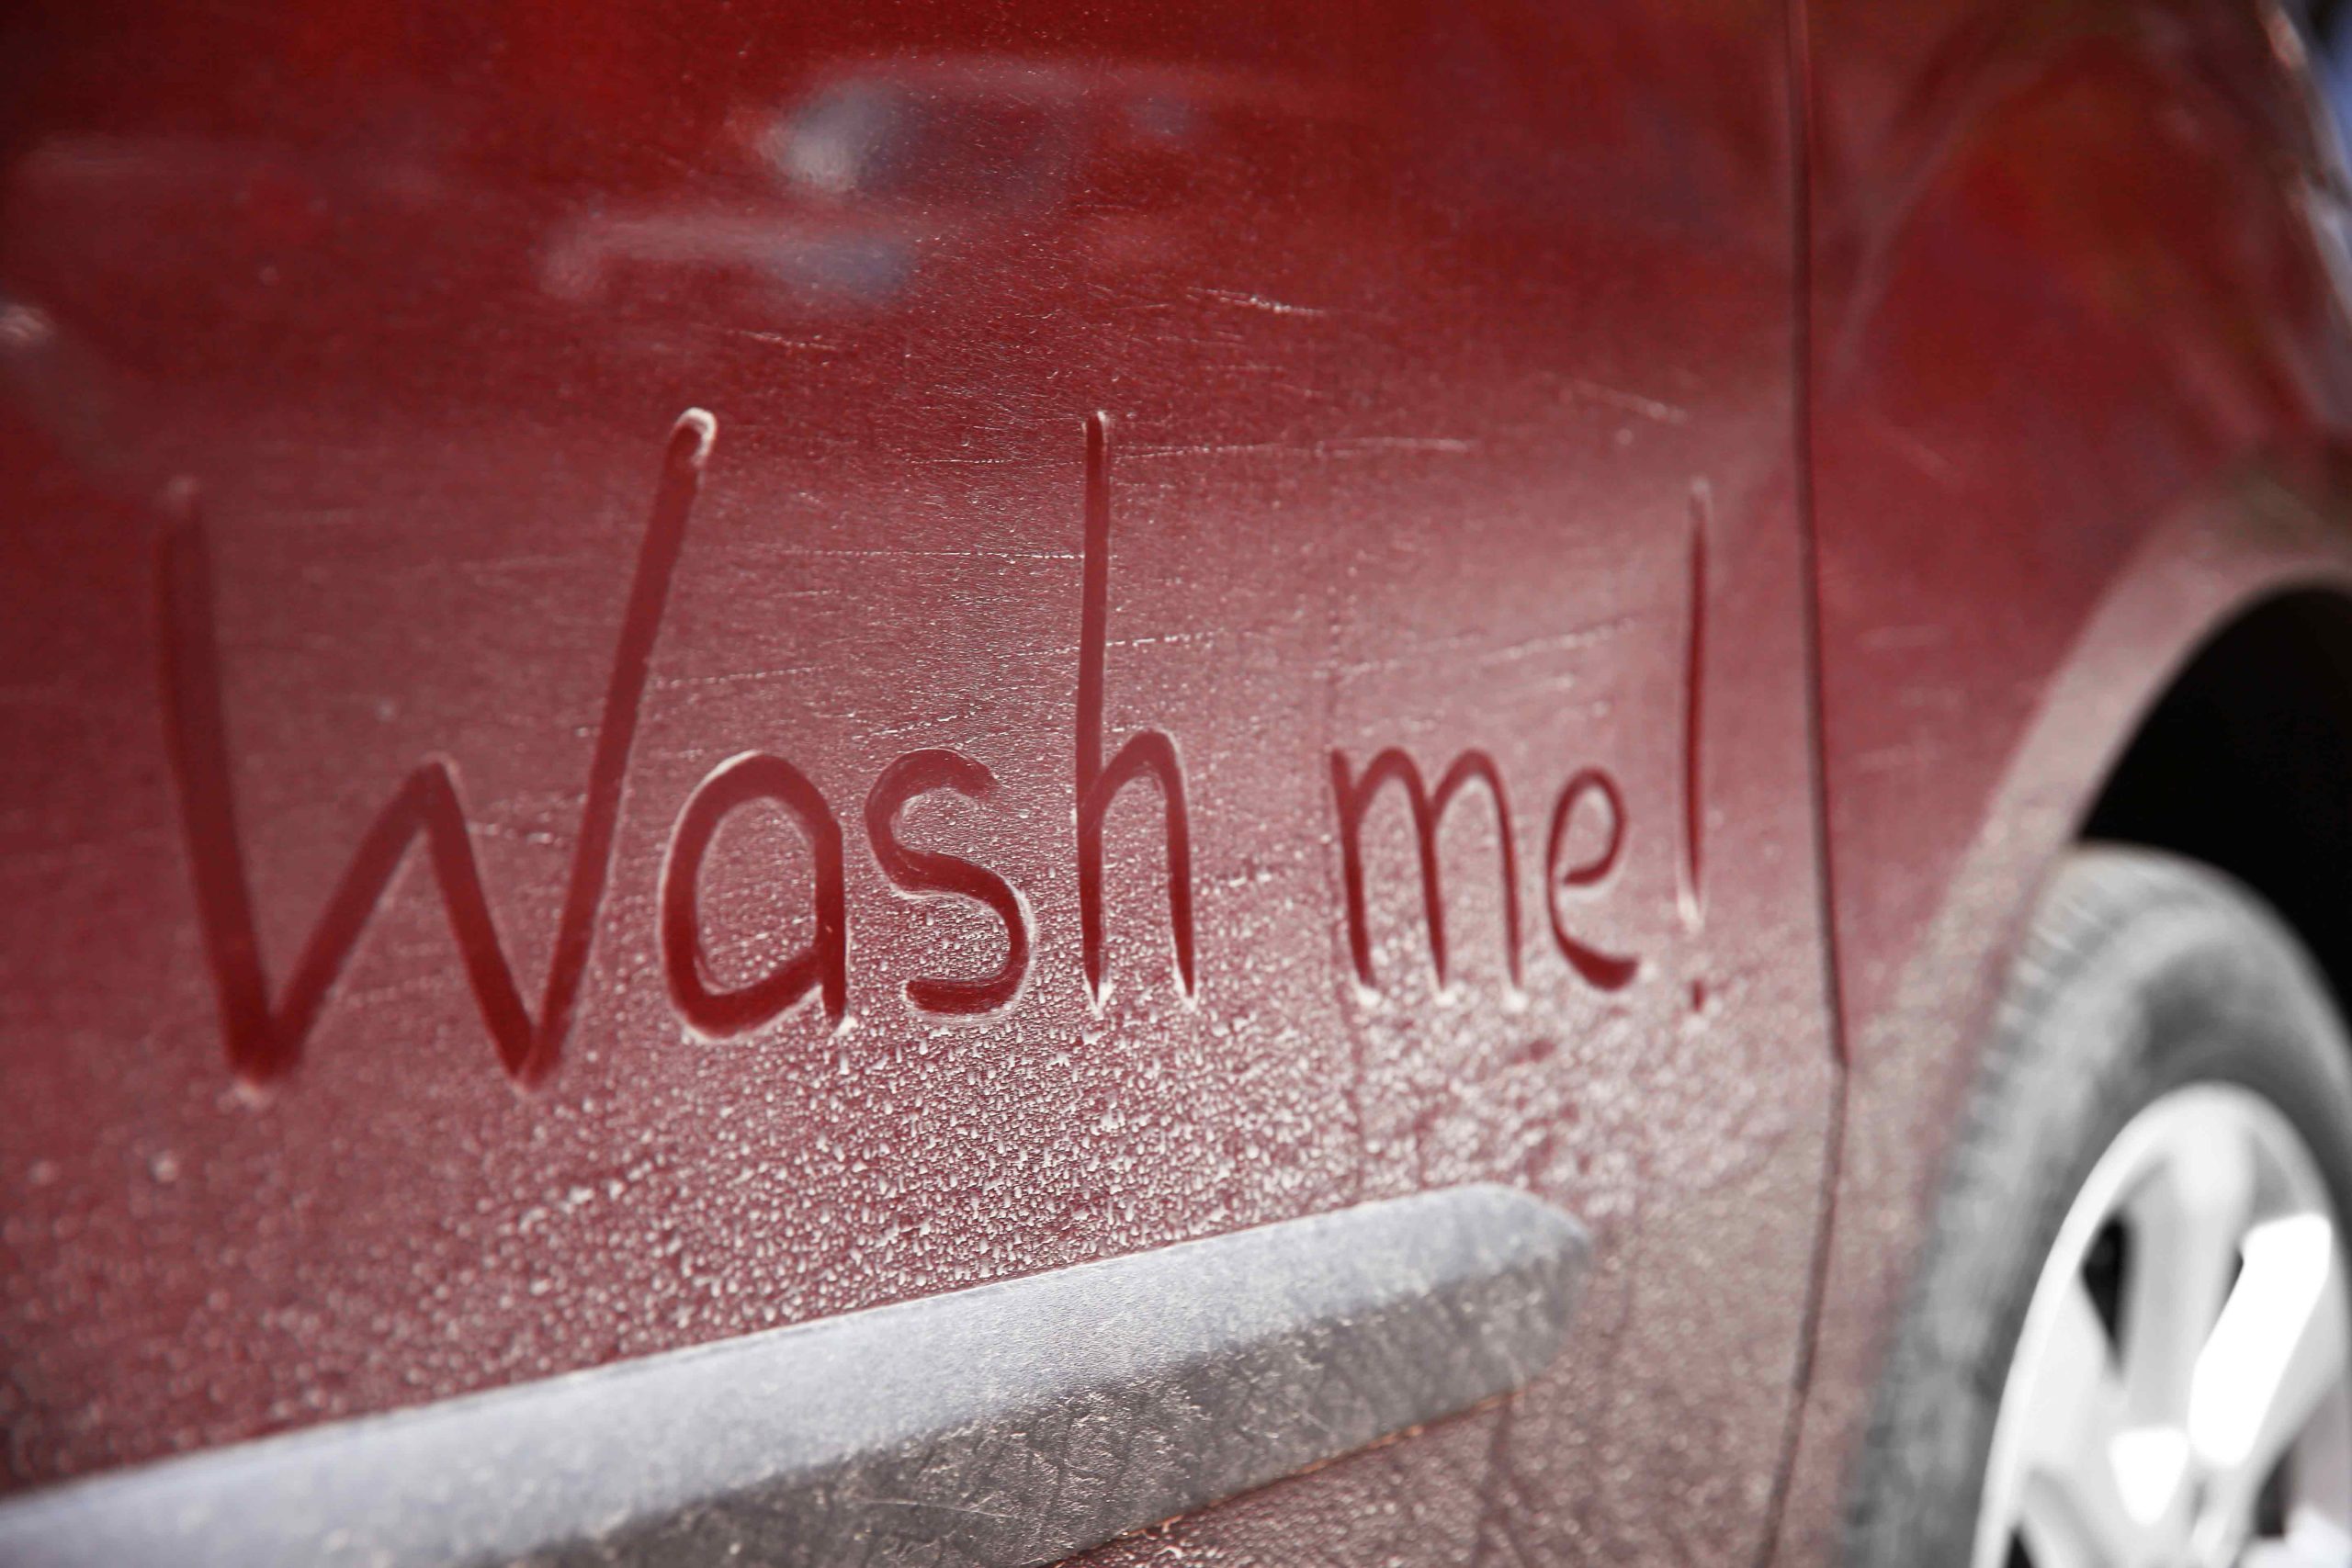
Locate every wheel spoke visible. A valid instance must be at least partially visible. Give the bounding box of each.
[2010,1276,2144,1566]
[2190,1213,2349,1495]
[2018,1479,2117,1568]
[2121,1118,2256,1422]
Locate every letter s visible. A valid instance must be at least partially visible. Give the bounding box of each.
[865,749,1032,1016]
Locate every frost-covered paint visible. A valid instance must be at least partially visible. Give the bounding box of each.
[0,0,2346,1562]
[1781,0,2352,1561]
[0,3,1838,1561]
[0,1185,1592,1566]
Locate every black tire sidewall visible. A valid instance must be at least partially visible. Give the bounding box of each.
[1848,847,2352,1564]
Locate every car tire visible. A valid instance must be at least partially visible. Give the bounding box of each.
[1847,844,2352,1567]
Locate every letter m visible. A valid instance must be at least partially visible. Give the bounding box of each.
[1329,747,1523,993]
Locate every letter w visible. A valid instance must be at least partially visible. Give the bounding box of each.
[156,412,714,1087]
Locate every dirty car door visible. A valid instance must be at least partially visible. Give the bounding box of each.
[0,0,1838,1561]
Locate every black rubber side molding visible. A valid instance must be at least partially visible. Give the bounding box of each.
[0,1183,1589,1567]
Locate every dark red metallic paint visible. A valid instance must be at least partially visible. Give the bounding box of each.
[1781,1,2352,1562]
[0,0,2341,1562]
[0,6,1837,1562]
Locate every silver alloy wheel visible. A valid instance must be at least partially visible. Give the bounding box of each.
[1974,1083,2352,1568]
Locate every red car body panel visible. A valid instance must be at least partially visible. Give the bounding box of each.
[1781,2,2352,1560]
[0,0,2343,1562]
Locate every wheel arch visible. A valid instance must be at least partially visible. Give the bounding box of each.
[1775,465,2352,1567]
[2086,585,2352,1012]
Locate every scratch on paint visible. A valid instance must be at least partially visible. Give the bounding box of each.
[1563,377,1690,426]
[1128,435,1476,461]
[1189,286,1329,318]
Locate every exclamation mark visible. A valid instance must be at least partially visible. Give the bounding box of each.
[1681,480,1710,1011]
